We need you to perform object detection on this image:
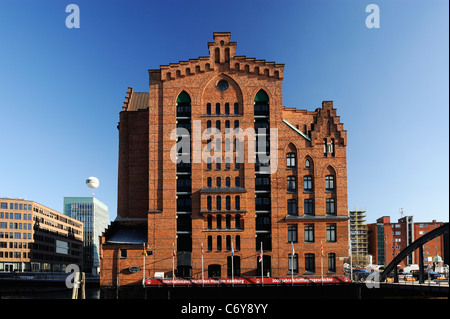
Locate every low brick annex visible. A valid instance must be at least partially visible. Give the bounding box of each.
[100,32,349,287]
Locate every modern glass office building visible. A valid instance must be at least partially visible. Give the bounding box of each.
[64,197,109,274]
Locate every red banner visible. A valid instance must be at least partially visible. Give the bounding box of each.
[145,276,350,286]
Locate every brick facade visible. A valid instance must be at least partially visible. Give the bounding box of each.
[367,216,445,268]
[100,33,349,287]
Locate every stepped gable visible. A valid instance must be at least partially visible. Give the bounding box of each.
[310,101,347,147]
[158,32,284,82]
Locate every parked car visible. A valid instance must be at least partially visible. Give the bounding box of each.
[410,269,440,280]
[353,269,372,282]
[402,272,414,281]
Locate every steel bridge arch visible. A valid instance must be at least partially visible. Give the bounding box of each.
[380,223,448,282]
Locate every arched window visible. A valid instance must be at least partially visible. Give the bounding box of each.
[235,214,241,229]
[207,236,213,251]
[216,103,221,115]
[216,196,222,211]
[235,195,241,210]
[176,91,191,117]
[254,89,269,116]
[226,235,231,251]
[226,177,231,187]
[226,196,231,210]
[207,215,212,229]
[207,196,212,211]
[206,103,211,115]
[226,214,231,229]
[217,215,222,229]
[207,177,212,188]
[236,235,241,251]
[215,48,220,63]
[305,159,310,169]
[216,177,221,188]
[217,235,222,251]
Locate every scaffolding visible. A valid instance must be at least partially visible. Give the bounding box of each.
[349,209,369,268]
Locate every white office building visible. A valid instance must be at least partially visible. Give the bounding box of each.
[63,197,109,274]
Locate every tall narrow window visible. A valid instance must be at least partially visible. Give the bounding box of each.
[217,215,222,229]
[206,157,212,170]
[216,177,221,188]
[226,196,231,211]
[326,198,335,215]
[323,139,327,157]
[216,196,221,211]
[225,103,230,115]
[226,177,231,187]
[303,176,313,192]
[216,103,221,115]
[305,254,315,273]
[304,225,314,242]
[288,226,298,243]
[226,215,231,229]
[226,235,231,251]
[236,235,241,251]
[288,253,298,275]
[235,196,241,210]
[287,199,297,216]
[235,176,240,187]
[207,236,213,251]
[207,177,212,188]
[235,215,241,229]
[287,176,296,192]
[287,153,296,168]
[207,215,212,229]
[206,103,211,115]
[217,235,222,251]
[328,253,336,273]
[215,48,220,63]
[304,199,314,215]
[326,224,337,242]
[325,175,335,192]
[207,196,212,211]
[234,103,239,114]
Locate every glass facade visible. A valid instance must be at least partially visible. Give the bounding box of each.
[63,197,109,274]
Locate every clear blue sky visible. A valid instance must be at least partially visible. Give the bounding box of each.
[0,0,448,224]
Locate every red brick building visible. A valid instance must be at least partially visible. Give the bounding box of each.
[367,216,445,268]
[100,32,349,287]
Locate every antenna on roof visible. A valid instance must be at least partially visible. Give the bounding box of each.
[399,208,404,218]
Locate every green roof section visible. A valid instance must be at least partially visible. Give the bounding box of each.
[254,89,269,102]
[282,119,312,142]
[176,91,191,103]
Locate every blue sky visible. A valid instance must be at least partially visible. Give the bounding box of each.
[0,0,448,224]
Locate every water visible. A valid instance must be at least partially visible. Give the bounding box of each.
[0,287,100,299]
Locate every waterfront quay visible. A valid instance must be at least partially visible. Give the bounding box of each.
[1,274,447,299]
